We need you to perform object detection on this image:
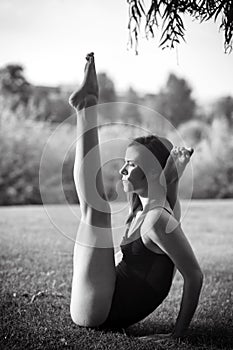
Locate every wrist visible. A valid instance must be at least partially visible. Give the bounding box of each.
[172,328,188,339]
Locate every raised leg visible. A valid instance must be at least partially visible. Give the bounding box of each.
[69,53,116,327]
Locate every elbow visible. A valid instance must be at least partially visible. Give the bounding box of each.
[195,270,204,289]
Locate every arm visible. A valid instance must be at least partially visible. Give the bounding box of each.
[149,211,203,338]
[166,180,181,222]
[164,145,193,223]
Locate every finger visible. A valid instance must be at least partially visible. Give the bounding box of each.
[187,147,194,156]
[183,147,194,159]
[86,52,94,62]
[183,150,191,160]
[177,148,185,163]
[181,148,190,162]
[171,146,178,158]
[177,147,183,158]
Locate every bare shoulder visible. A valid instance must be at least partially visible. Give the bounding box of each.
[143,206,180,238]
[144,206,176,226]
[143,207,203,278]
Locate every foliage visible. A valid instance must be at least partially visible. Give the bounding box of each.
[0,60,233,203]
[127,0,233,54]
[170,116,233,199]
[0,64,31,110]
[121,87,142,124]
[0,107,47,204]
[155,73,197,127]
[192,117,233,198]
[98,72,117,104]
[211,95,233,126]
[176,119,210,147]
[0,64,73,124]
[0,103,76,205]
[96,72,118,123]
[33,90,73,124]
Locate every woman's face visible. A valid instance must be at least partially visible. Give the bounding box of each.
[119,145,158,194]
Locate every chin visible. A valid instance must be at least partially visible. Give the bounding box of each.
[122,181,134,193]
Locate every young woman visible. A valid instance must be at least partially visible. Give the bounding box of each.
[69,53,203,340]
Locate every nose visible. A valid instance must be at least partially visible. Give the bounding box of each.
[119,164,128,176]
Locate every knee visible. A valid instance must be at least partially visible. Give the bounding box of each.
[70,302,107,328]
[70,305,85,327]
[84,206,111,228]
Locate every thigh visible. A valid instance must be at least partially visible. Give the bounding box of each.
[70,212,116,327]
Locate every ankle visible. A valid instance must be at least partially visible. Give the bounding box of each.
[85,95,98,108]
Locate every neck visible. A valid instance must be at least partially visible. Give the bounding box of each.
[138,183,167,212]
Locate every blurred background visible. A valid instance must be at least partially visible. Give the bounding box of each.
[1,0,233,205]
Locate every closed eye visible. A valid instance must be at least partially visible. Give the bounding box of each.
[124,160,136,167]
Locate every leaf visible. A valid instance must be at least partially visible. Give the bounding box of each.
[214,0,226,21]
[176,14,185,29]
[138,0,146,15]
[159,34,170,47]
[131,6,140,27]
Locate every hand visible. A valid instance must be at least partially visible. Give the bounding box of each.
[163,146,194,185]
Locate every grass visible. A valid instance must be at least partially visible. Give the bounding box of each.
[0,200,233,350]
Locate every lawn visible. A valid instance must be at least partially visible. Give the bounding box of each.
[0,200,233,350]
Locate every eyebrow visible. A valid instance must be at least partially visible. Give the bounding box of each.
[124,159,136,163]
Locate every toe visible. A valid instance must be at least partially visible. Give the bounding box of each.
[177,147,183,158]
[86,53,92,61]
[86,52,94,60]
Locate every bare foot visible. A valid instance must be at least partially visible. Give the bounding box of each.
[69,52,99,110]
[164,146,194,184]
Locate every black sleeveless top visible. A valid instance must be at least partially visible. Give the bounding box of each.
[118,206,175,293]
[99,206,175,329]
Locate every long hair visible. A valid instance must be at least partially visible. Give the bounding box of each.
[125,135,173,225]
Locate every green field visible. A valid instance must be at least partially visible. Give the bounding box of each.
[0,201,233,350]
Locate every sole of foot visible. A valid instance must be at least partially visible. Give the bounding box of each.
[69,52,99,110]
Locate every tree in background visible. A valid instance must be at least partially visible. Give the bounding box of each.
[0,64,31,110]
[122,87,142,124]
[98,72,117,104]
[97,72,118,122]
[155,73,196,127]
[212,95,233,126]
[127,0,233,54]
[0,63,74,124]
[32,86,73,123]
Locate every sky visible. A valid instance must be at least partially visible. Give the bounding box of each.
[0,0,233,102]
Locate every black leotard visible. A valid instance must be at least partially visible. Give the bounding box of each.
[99,207,175,329]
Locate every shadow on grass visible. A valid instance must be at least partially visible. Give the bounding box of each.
[186,324,233,349]
[126,322,233,350]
